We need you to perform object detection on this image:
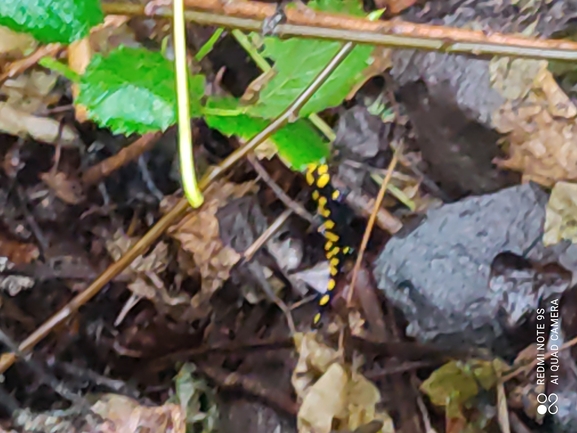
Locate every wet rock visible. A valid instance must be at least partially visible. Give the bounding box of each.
[372,183,576,352]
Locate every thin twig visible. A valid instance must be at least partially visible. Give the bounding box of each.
[247,155,315,225]
[346,142,403,307]
[0,329,82,406]
[0,42,355,374]
[501,333,577,383]
[101,1,577,61]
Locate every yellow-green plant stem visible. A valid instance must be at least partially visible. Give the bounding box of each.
[174,0,204,208]
[195,27,225,61]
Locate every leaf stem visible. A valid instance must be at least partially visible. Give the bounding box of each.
[195,27,225,61]
[38,57,80,82]
[173,0,204,208]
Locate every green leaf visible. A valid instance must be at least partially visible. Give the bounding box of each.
[246,38,372,119]
[205,97,329,169]
[308,0,365,16]
[420,361,480,407]
[171,363,219,433]
[244,0,371,119]
[78,46,205,135]
[0,0,103,44]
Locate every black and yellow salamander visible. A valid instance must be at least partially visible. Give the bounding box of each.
[305,162,355,328]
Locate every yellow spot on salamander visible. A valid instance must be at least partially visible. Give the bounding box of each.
[331,189,340,201]
[322,220,335,230]
[327,279,336,290]
[324,231,339,243]
[330,266,339,276]
[313,312,322,326]
[312,190,320,201]
[325,241,333,251]
[317,164,329,175]
[319,294,331,306]
[330,257,339,268]
[316,173,330,189]
[305,164,317,185]
[342,246,351,254]
[320,208,331,218]
[326,247,340,259]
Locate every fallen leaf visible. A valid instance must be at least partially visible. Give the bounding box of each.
[492,61,577,186]
[2,70,58,113]
[0,25,37,60]
[292,332,394,433]
[91,394,186,433]
[69,38,92,122]
[40,171,85,205]
[0,232,39,265]
[0,101,79,147]
[105,229,169,277]
[543,181,577,246]
[421,359,508,431]
[171,363,219,432]
[299,362,348,433]
[164,180,256,320]
[0,275,35,296]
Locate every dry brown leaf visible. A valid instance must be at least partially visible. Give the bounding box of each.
[0,232,39,265]
[69,38,92,123]
[241,68,276,105]
[0,25,37,60]
[91,394,186,433]
[543,181,577,246]
[491,60,577,186]
[346,47,392,100]
[165,180,257,319]
[292,332,394,433]
[39,171,85,205]
[0,101,79,146]
[1,70,58,113]
[105,229,169,277]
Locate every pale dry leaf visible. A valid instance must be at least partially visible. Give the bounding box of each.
[39,171,85,205]
[346,47,392,100]
[0,101,79,146]
[489,58,546,101]
[543,181,577,246]
[166,180,257,319]
[105,229,169,277]
[0,275,35,296]
[298,362,348,433]
[91,394,186,433]
[241,68,276,105]
[69,38,92,123]
[292,332,340,398]
[0,25,37,60]
[123,276,191,324]
[292,333,393,433]
[493,65,577,186]
[254,138,280,161]
[1,70,58,113]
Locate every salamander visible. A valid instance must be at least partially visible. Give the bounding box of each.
[305,162,355,327]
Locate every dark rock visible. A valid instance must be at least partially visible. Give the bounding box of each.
[372,183,577,352]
